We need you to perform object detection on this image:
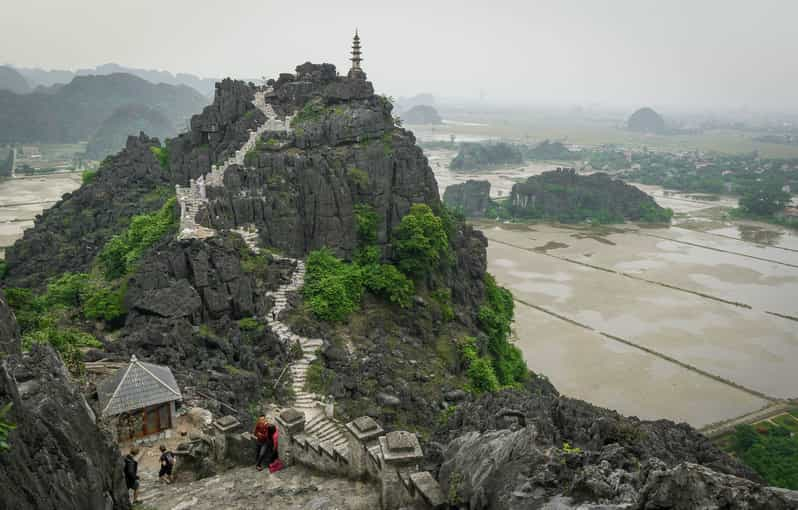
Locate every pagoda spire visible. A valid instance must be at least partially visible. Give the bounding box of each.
[348,29,367,80]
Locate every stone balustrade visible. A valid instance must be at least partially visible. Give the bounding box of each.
[275,408,446,510]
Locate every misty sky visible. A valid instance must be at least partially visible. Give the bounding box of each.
[2,0,796,110]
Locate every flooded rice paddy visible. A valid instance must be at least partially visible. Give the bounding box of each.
[0,173,82,258]
[474,212,798,428]
[423,147,797,428]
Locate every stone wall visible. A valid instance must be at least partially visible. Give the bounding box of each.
[275,408,446,510]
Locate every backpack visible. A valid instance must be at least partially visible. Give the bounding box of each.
[164,451,174,467]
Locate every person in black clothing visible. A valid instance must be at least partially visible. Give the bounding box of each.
[123,447,140,503]
[159,444,175,484]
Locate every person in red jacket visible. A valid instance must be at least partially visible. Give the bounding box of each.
[253,415,270,471]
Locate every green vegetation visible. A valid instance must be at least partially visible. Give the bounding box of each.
[237,317,263,332]
[81,169,98,185]
[393,204,450,277]
[622,150,798,200]
[0,260,7,279]
[304,248,365,322]
[450,142,523,170]
[738,183,791,217]
[0,402,15,452]
[478,274,527,386]
[305,360,335,395]
[348,167,369,188]
[731,424,798,489]
[291,99,327,127]
[149,145,170,170]
[98,197,177,279]
[457,336,499,393]
[244,149,258,167]
[638,201,674,223]
[562,442,582,455]
[510,169,673,224]
[431,288,455,322]
[304,203,430,322]
[240,251,271,280]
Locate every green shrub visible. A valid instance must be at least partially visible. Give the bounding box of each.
[238,317,262,331]
[98,197,177,279]
[81,169,98,185]
[348,167,369,188]
[150,145,170,170]
[478,274,527,386]
[362,263,414,308]
[354,204,378,245]
[732,424,798,489]
[241,251,270,280]
[0,260,6,279]
[244,149,258,167]
[0,402,15,452]
[393,204,450,277]
[431,288,455,322]
[291,99,327,127]
[81,281,125,323]
[466,357,499,393]
[304,248,364,322]
[45,273,89,308]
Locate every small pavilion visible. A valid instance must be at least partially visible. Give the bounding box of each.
[97,354,182,441]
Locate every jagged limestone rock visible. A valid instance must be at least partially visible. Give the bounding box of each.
[0,343,130,510]
[443,180,492,217]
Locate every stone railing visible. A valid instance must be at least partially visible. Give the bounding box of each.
[275,408,446,510]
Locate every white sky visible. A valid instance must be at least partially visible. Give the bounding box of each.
[1,0,796,110]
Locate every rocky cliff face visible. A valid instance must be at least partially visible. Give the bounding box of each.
[100,234,293,411]
[432,388,797,509]
[0,295,129,510]
[510,168,669,222]
[0,289,19,355]
[443,180,492,217]
[176,65,439,259]
[4,133,172,288]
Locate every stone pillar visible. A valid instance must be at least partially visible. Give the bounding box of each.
[274,408,305,465]
[378,431,424,510]
[344,416,383,479]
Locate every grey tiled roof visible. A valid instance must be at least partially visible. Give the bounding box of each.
[97,355,182,417]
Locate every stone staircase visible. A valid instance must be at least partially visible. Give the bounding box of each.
[232,226,348,450]
[176,88,294,240]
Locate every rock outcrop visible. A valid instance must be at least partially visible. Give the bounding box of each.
[403,104,443,125]
[0,289,19,355]
[450,142,523,171]
[4,133,172,288]
[105,234,293,412]
[432,388,796,509]
[443,180,492,217]
[509,168,671,223]
[0,303,129,510]
[628,107,666,134]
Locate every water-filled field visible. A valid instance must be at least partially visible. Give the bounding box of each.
[0,173,82,258]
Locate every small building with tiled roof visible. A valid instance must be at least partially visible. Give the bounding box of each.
[97,355,182,440]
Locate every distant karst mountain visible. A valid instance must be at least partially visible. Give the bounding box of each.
[0,73,208,145]
[402,104,443,125]
[14,63,218,96]
[86,104,175,160]
[628,106,666,134]
[0,66,31,94]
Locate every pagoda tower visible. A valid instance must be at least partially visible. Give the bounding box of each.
[348,30,367,80]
